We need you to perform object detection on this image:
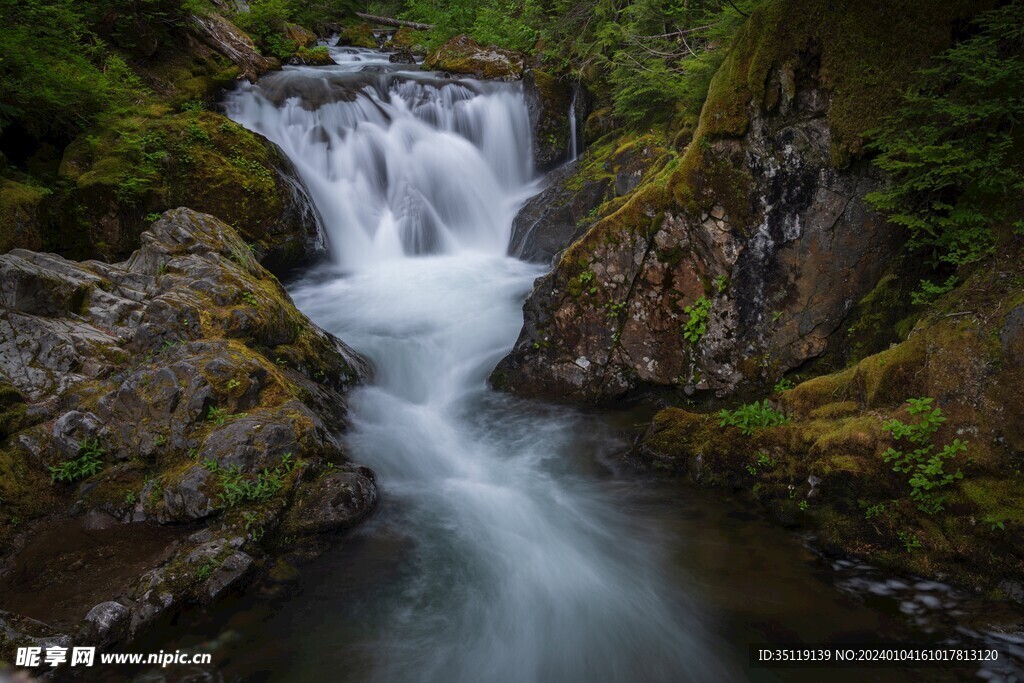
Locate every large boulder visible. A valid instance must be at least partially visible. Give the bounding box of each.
[493,0,977,402]
[0,208,379,659]
[423,35,525,81]
[509,135,665,264]
[56,111,326,275]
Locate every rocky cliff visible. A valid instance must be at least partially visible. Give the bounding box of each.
[493,0,981,402]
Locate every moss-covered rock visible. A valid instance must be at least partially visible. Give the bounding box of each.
[523,70,575,172]
[338,22,377,49]
[494,0,985,402]
[0,208,374,651]
[386,27,427,53]
[55,109,325,275]
[632,245,1024,598]
[423,35,525,81]
[0,179,46,253]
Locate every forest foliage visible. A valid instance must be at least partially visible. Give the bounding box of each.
[401,0,763,127]
[866,2,1024,270]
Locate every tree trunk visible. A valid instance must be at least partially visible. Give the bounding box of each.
[354,13,433,31]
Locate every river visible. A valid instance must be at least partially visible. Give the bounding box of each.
[125,46,1022,682]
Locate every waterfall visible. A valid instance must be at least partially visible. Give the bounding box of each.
[567,83,580,162]
[224,48,731,682]
[225,54,536,269]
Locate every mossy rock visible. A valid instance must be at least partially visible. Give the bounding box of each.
[387,27,427,53]
[423,35,525,80]
[54,110,323,274]
[0,179,47,253]
[338,22,377,49]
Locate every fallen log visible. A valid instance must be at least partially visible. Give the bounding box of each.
[354,12,433,31]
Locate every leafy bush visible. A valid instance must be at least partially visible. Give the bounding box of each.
[718,400,789,436]
[867,3,1024,269]
[882,397,965,514]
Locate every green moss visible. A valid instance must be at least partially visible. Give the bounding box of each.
[339,22,377,49]
[850,336,927,409]
[0,179,47,252]
[691,0,986,162]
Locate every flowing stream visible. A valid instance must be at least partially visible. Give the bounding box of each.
[183,47,1024,683]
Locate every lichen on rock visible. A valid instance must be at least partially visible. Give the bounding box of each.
[0,208,375,659]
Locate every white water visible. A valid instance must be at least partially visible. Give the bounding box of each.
[226,48,732,682]
[568,84,580,162]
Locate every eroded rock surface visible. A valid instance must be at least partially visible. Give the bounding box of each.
[494,23,897,402]
[0,208,375,661]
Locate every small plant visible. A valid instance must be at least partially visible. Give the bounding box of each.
[798,500,809,511]
[714,275,728,294]
[50,439,105,483]
[207,406,228,425]
[202,457,219,473]
[756,452,777,470]
[124,490,137,505]
[682,296,711,344]
[196,559,217,581]
[864,503,886,520]
[605,300,627,318]
[154,434,166,447]
[216,465,286,509]
[882,397,966,514]
[910,276,958,306]
[746,452,777,477]
[226,378,241,391]
[718,401,790,436]
[578,270,594,285]
[897,530,922,552]
[280,452,294,473]
[773,377,794,393]
[240,291,259,307]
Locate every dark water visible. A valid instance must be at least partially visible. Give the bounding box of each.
[110,47,1024,682]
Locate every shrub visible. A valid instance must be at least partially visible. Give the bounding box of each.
[882,397,966,514]
[867,3,1024,269]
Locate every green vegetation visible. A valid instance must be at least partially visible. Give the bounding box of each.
[49,439,105,483]
[718,400,789,436]
[867,3,1024,276]
[404,0,762,126]
[682,295,711,344]
[882,397,966,514]
[216,464,285,508]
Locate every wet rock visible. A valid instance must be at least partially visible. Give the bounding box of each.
[0,208,375,649]
[522,70,578,172]
[423,35,525,81]
[80,602,130,647]
[282,469,378,536]
[389,47,417,64]
[508,162,611,264]
[204,551,254,602]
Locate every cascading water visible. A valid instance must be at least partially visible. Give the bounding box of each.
[225,48,734,682]
[568,83,580,162]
